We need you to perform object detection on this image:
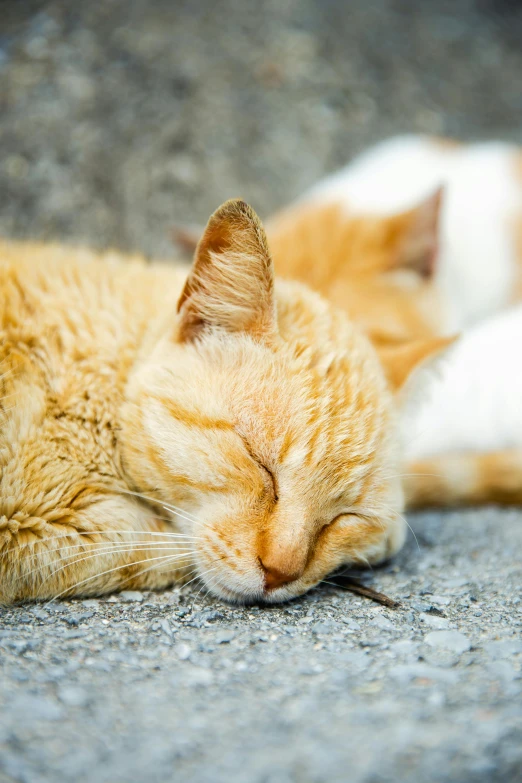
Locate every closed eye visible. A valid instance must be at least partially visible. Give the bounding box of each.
[237,433,279,502]
[327,511,361,528]
[259,463,279,502]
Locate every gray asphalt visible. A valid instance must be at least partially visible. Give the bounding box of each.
[1,2,521,782]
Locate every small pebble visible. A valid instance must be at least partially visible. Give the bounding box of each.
[175,643,192,660]
[12,695,64,722]
[419,613,451,630]
[486,660,518,683]
[443,578,469,588]
[340,618,361,631]
[422,648,461,668]
[483,640,522,659]
[30,608,49,621]
[336,650,370,671]
[182,667,214,687]
[58,686,90,708]
[429,596,452,606]
[390,639,419,656]
[65,612,93,626]
[119,591,144,603]
[370,615,397,632]
[389,664,459,685]
[159,619,172,637]
[424,631,471,655]
[215,630,235,644]
[312,622,333,635]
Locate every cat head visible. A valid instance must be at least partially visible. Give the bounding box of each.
[267,188,446,345]
[122,199,448,603]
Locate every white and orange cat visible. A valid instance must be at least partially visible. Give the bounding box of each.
[178,137,522,341]
[269,134,522,335]
[0,199,447,604]
[267,134,522,508]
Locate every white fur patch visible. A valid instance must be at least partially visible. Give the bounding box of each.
[404,305,522,459]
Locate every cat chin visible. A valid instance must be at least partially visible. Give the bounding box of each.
[200,577,314,606]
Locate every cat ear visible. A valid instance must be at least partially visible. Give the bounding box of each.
[176,199,277,343]
[378,335,458,445]
[394,187,444,279]
[170,223,202,256]
[378,335,456,394]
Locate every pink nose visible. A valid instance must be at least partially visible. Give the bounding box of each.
[259,557,302,591]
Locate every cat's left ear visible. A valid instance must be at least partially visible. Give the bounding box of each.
[177,199,277,343]
[394,186,444,279]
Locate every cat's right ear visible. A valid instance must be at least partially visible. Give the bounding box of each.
[393,186,444,279]
[176,199,277,344]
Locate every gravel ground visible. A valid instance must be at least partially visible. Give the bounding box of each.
[1,2,522,782]
[1,510,521,783]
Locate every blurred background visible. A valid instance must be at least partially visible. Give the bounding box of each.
[1,0,522,259]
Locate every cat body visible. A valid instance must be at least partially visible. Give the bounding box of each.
[406,304,522,461]
[404,305,522,507]
[1,201,442,603]
[0,242,188,601]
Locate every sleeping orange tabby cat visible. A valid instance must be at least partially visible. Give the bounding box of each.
[0,200,446,603]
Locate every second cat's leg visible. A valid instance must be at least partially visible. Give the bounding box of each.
[404,449,522,508]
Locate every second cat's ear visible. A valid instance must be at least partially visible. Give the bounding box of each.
[378,334,457,398]
[378,334,458,444]
[177,199,277,343]
[393,186,444,279]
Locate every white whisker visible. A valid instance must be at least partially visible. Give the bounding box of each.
[12,539,197,564]
[363,502,420,554]
[381,471,446,482]
[181,564,222,593]
[44,550,199,605]
[28,546,198,594]
[0,529,204,555]
[115,550,198,593]
[118,489,202,526]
